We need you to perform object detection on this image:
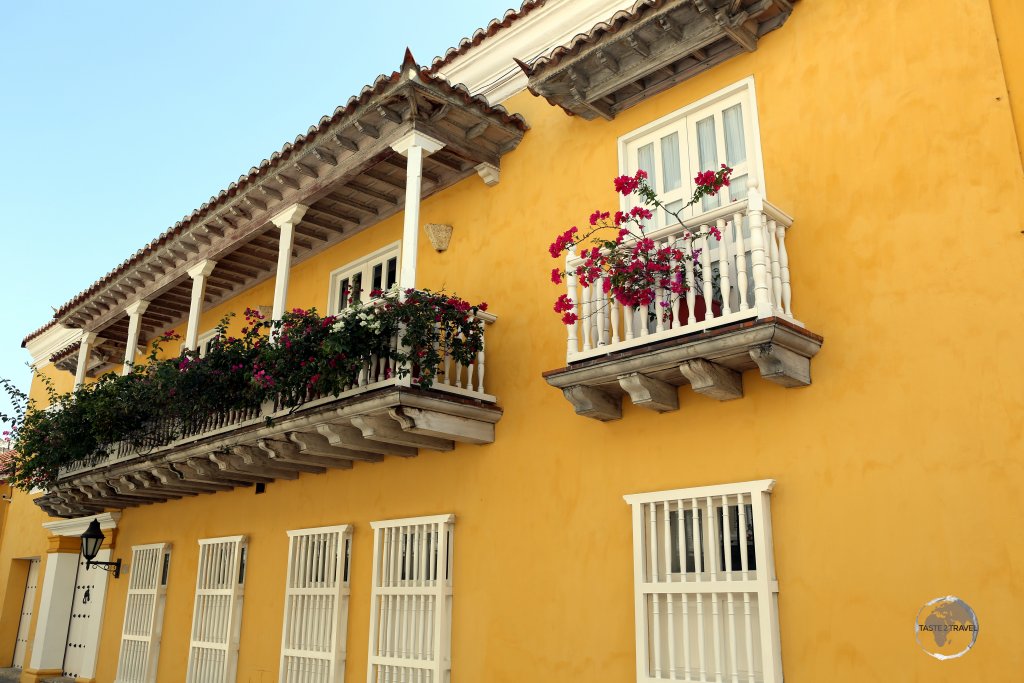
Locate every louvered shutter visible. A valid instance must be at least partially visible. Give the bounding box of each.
[115,543,171,682]
[187,535,247,683]
[279,525,353,682]
[367,514,454,683]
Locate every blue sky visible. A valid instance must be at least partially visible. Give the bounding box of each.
[0,0,521,421]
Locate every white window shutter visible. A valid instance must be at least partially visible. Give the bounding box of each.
[279,525,353,682]
[624,481,783,683]
[367,514,454,683]
[187,535,248,683]
[115,543,171,683]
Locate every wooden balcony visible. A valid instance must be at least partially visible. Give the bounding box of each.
[544,187,822,420]
[35,314,499,518]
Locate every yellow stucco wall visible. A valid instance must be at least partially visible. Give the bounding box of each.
[3,1,1024,681]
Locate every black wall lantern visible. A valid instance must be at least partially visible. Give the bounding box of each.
[80,519,121,578]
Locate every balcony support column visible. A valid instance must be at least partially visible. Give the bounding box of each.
[184,260,217,351]
[121,300,150,375]
[270,204,310,325]
[73,331,98,390]
[391,131,445,292]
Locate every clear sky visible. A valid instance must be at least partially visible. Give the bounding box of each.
[0,0,522,421]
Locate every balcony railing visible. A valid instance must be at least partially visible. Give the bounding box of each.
[546,188,821,421]
[562,187,796,363]
[39,311,500,516]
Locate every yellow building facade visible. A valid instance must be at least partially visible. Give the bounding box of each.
[2,1,1023,681]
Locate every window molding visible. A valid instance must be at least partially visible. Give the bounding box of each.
[624,479,782,683]
[115,543,172,683]
[187,535,247,683]
[279,525,353,683]
[367,514,455,683]
[618,77,767,202]
[326,241,401,315]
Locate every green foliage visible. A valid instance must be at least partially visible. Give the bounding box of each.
[0,289,486,490]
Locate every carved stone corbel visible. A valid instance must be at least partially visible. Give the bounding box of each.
[562,385,622,421]
[679,359,744,400]
[618,373,679,413]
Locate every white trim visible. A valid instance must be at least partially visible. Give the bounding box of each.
[115,542,172,683]
[617,77,767,199]
[42,511,121,536]
[369,513,455,530]
[186,535,248,683]
[624,479,775,505]
[435,0,637,105]
[279,524,353,683]
[326,241,402,315]
[25,324,83,369]
[624,479,783,683]
[366,514,455,683]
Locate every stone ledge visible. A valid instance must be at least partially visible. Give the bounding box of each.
[543,319,822,421]
[36,386,503,518]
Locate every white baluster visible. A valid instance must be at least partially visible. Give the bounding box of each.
[624,303,635,340]
[767,219,783,315]
[581,284,593,351]
[655,238,667,334]
[733,212,748,311]
[608,277,621,344]
[596,278,608,345]
[717,218,732,316]
[700,229,714,322]
[476,331,486,394]
[671,236,683,330]
[465,317,476,390]
[746,182,772,319]
[565,250,579,356]
[684,233,697,325]
[777,223,792,316]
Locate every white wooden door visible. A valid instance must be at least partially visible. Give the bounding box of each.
[115,543,171,683]
[63,552,109,679]
[186,536,247,683]
[12,558,41,669]
[279,525,352,682]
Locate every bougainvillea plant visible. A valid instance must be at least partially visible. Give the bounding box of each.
[549,164,733,324]
[0,288,486,489]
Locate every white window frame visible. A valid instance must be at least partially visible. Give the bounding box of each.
[327,241,401,315]
[279,524,353,683]
[367,514,454,683]
[186,535,247,683]
[624,480,782,683]
[115,543,172,683]
[618,77,767,228]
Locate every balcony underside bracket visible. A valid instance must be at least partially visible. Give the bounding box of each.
[749,342,811,387]
[618,373,679,413]
[562,385,622,421]
[679,359,744,400]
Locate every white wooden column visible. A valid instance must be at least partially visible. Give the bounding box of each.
[74,331,98,390]
[122,300,150,375]
[270,204,309,323]
[184,260,217,351]
[390,131,445,292]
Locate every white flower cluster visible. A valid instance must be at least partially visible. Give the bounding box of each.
[332,305,384,333]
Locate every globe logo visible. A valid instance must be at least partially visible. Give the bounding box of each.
[915,596,979,659]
